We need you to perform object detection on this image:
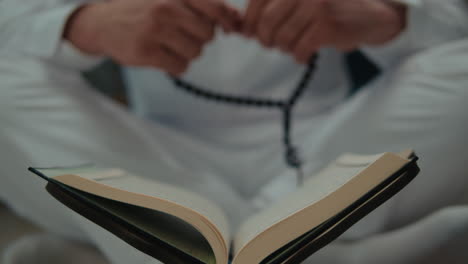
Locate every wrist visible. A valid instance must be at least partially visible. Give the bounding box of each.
[63,2,108,55]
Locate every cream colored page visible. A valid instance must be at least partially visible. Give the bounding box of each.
[41,167,230,243]
[77,188,215,263]
[233,154,383,254]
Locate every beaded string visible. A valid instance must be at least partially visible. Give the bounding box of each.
[169,54,318,186]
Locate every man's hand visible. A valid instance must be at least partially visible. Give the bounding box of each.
[64,0,241,75]
[243,0,406,63]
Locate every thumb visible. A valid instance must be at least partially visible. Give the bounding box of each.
[183,0,241,32]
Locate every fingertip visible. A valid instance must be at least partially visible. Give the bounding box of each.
[232,18,244,32]
[260,40,273,50]
[217,11,239,33]
[242,19,252,36]
[222,21,234,33]
[279,45,289,53]
[176,65,189,76]
[240,27,251,38]
[232,21,243,33]
[168,69,182,77]
[293,53,307,64]
[232,15,244,32]
[295,56,306,65]
[265,39,274,49]
[223,26,232,34]
[169,66,183,77]
[341,44,358,52]
[246,27,255,38]
[221,4,241,25]
[227,7,242,19]
[242,26,250,36]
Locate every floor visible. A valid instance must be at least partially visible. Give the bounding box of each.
[0,203,41,256]
[0,203,110,264]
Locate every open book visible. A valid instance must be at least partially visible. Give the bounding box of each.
[30,151,419,264]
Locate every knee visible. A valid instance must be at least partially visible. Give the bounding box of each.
[400,38,468,82]
[0,56,90,122]
[395,39,468,121]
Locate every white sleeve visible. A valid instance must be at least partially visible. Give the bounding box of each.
[0,0,103,70]
[362,0,468,69]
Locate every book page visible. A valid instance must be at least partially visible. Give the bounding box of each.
[232,153,408,263]
[233,158,371,252]
[74,187,216,263]
[82,168,230,238]
[38,166,230,263]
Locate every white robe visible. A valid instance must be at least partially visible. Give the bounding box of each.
[1,0,468,263]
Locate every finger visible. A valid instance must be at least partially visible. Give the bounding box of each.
[158,2,215,42]
[221,5,243,32]
[292,22,328,64]
[334,41,358,52]
[323,27,361,52]
[243,0,269,36]
[147,47,189,76]
[157,27,204,60]
[256,0,298,47]
[226,8,243,33]
[183,0,240,32]
[272,3,316,53]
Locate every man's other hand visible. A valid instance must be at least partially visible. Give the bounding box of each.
[64,0,241,75]
[243,0,406,63]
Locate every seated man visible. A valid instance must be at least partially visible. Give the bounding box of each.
[1,0,467,263]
